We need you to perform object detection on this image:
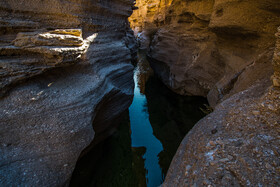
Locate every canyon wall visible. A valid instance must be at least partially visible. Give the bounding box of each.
[128,0,172,49]
[163,29,280,186]
[130,0,280,106]
[130,0,280,186]
[0,0,136,186]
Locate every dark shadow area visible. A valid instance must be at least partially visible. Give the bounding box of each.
[145,75,207,175]
[70,111,147,187]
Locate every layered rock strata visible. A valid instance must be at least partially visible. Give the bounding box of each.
[0,0,136,186]
[130,0,280,106]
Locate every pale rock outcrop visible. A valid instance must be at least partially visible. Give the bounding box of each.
[0,0,137,186]
[0,29,98,96]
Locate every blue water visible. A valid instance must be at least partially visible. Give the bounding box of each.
[70,51,208,187]
[129,57,164,187]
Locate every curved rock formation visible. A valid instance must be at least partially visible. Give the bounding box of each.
[130,0,280,106]
[0,0,136,186]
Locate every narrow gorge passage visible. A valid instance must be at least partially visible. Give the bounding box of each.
[129,51,164,187]
[70,51,207,187]
[1,0,279,186]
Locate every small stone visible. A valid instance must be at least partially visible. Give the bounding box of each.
[227,155,233,160]
[219,158,229,163]
[209,141,215,146]
[268,104,275,110]
[265,163,272,169]
[48,82,53,87]
[252,110,260,115]
[211,129,217,134]
[37,91,44,96]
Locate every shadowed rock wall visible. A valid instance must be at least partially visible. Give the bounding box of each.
[130,0,280,186]
[130,0,280,106]
[163,35,280,185]
[0,0,137,186]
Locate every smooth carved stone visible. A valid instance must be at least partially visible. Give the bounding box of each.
[0,0,137,186]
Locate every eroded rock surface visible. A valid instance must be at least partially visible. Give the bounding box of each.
[163,79,280,186]
[0,0,136,186]
[130,0,280,106]
[130,0,280,186]
[162,28,280,186]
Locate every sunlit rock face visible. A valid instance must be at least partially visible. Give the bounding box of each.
[128,0,172,49]
[130,0,280,106]
[0,0,136,186]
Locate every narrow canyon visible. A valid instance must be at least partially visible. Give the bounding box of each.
[0,0,279,186]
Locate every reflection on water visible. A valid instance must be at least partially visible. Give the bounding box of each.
[129,51,164,187]
[70,112,147,187]
[145,75,207,175]
[70,51,207,187]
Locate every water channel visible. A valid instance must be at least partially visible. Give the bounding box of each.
[70,51,207,187]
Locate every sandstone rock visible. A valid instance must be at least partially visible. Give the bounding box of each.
[130,0,280,106]
[0,0,137,186]
[128,0,173,35]
[162,27,280,186]
[163,78,280,187]
[128,1,280,186]
[1,29,94,95]
[13,29,84,47]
